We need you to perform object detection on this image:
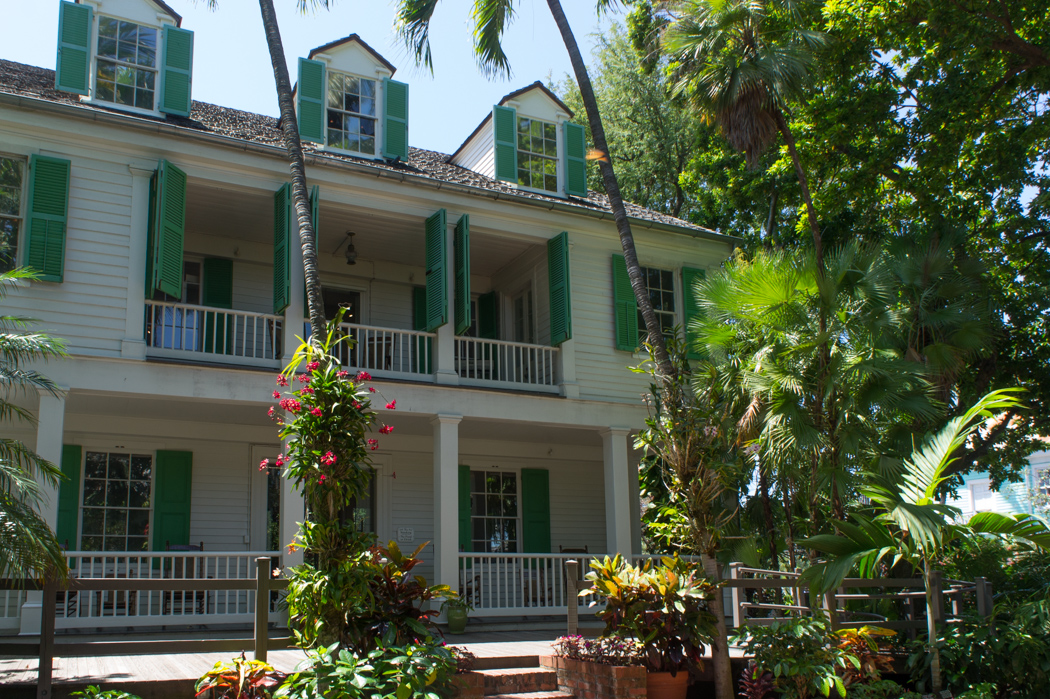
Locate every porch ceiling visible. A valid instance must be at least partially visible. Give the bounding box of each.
[65,392,273,427]
[386,413,604,446]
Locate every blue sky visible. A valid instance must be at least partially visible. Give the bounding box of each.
[1,1,621,155]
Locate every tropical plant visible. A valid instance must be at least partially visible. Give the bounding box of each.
[803,389,1050,693]
[70,687,142,699]
[275,637,458,699]
[553,634,645,666]
[0,268,68,581]
[846,679,921,699]
[391,0,674,376]
[833,626,895,687]
[584,554,718,674]
[195,653,286,699]
[731,617,857,699]
[738,661,775,699]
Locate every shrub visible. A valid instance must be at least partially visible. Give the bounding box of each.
[585,554,718,674]
[846,679,921,699]
[553,634,645,666]
[70,688,141,699]
[738,661,775,699]
[195,653,285,698]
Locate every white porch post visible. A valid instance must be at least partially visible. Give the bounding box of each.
[280,444,305,568]
[20,390,66,635]
[122,164,152,360]
[434,217,458,385]
[432,414,461,594]
[557,339,579,399]
[283,227,306,362]
[600,427,634,558]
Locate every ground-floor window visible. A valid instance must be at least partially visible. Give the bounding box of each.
[469,470,518,553]
[80,451,153,552]
[348,471,376,535]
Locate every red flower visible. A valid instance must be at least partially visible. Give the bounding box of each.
[276,374,289,387]
[336,370,349,379]
[318,474,326,485]
[267,406,276,418]
[321,451,336,465]
[258,458,270,471]
[275,454,286,467]
[279,399,302,413]
[369,387,376,393]
[297,374,311,384]
[379,425,394,434]
[310,407,323,417]
[272,390,281,399]
[352,401,362,410]
[355,371,372,382]
[367,438,379,451]
[385,400,397,410]
[286,543,298,555]
[300,386,314,395]
[306,361,320,372]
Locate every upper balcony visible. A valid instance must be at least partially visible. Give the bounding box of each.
[139,166,572,395]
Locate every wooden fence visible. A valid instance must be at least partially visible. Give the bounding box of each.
[0,558,289,699]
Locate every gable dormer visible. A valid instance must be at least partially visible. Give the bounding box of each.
[55,0,194,117]
[451,82,587,198]
[295,35,408,162]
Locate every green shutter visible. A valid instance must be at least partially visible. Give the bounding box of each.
[56,445,82,550]
[564,122,587,197]
[612,254,638,352]
[478,292,498,340]
[424,209,448,331]
[493,105,518,183]
[152,450,193,551]
[412,286,432,374]
[547,232,572,346]
[273,183,291,315]
[303,185,319,317]
[24,155,71,282]
[55,1,92,95]
[297,58,326,144]
[148,160,187,298]
[383,78,409,161]
[682,266,705,360]
[453,215,471,335]
[459,465,471,553]
[202,258,233,355]
[159,26,194,116]
[521,468,551,554]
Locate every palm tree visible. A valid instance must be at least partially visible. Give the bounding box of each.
[0,269,68,581]
[392,0,675,377]
[661,0,825,264]
[803,389,1050,693]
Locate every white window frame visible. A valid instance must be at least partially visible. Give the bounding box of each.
[0,153,27,274]
[636,265,678,344]
[324,69,380,158]
[515,115,560,194]
[467,468,521,554]
[77,447,157,553]
[86,12,165,117]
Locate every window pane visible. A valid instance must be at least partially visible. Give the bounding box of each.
[116,82,134,106]
[127,536,148,552]
[129,480,150,508]
[117,41,136,63]
[471,492,484,517]
[471,471,485,493]
[545,174,558,192]
[118,21,137,44]
[328,75,343,107]
[360,118,375,137]
[346,116,360,135]
[105,509,127,536]
[108,454,130,480]
[518,118,530,134]
[486,494,501,516]
[98,38,117,59]
[346,76,360,94]
[360,136,375,155]
[128,509,149,536]
[0,218,17,273]
[82,509,104,536]
[344,94,359,113]
[544,138,557,157]
[530,120,543,138]
[360,79,375,98]
[99,16,118,38]
[82,536,102,551]
[360,98,375,116]
[131,456,151,481]
[104,537,125,552]
[84,480,106,507]
[107,481,128,507]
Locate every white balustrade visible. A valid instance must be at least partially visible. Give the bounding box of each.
[457,553,601,616]
[57,551,283,629]
[454,337,559,391]
[337,323,436,379]
[144,301,282,368]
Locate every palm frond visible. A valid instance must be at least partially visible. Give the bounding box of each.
[471,0,516,78]
[0,491,68,581]
[392,0,441,72]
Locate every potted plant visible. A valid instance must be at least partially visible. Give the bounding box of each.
[585,555,718,699]
[441,595,472,635]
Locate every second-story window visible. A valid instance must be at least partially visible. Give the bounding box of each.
[517,117,558,192]
[0,156,24,273]
[327,72,377,156]
[638,266,676,343]
[95,17,158,110]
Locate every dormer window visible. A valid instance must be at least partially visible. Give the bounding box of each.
[517,117,558,192]
[95,16,158,110]
[326,72,377,156]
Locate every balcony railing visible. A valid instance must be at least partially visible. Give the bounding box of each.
[457,552,600,615]
[454,337,559,392]
[145,301,282,368]
[336,323,436,380]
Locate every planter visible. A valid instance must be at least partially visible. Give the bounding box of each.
[542,656,648,699]
[446,606,469,634]
[646,670,689,699]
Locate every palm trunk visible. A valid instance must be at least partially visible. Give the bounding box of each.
[258,0,326,341]
[701,553,734,699]
[759,467,778,568]
[924,562,943,693]
[545,0,674,380]
[773,110,821,268]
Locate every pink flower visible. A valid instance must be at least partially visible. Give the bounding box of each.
[310,407,323,417]
[279,399,302,413]
[321,451,336,466]
[272,390,281,399]
[306,361,320,372]
[336,370,349,379]
[385,400,397,410]
[369,387,376,393]
[258,458,270,471]
[318,474,326,485]
[367,438,379,451]
[356,371,372,382]
[300,386,314,395]
[276,374,289,387]
[352,401,362,410]
[267,406,276,418]
[275,454,286,467]
[297,374,311,384]
[379,425,394,434]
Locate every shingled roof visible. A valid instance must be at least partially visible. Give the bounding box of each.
[0,59,723,238]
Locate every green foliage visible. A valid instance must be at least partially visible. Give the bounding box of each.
[553,634,645,667]
[941,538,1050,605]
[846,679,921,699]
[195,653,285,698]
[70,687,141,699]
[585,554,718,673]
[732,617,856,699]
[276,637,457,699]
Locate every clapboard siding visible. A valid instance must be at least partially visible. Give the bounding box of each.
[231,260,274,315]
[189,441,250,550]
[549,459,606,553]
[452,121,495,179]
[388,452,436,581]
[369,280,414,329]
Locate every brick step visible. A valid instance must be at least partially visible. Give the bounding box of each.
[485,693,574,699]
[475,666,559,696]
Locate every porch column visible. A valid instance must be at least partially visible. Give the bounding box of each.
[280,442,306,568]
[434,217,458,385]
[19,390,66,635]
[557,339,580,399]
[432,414,461,593]
[283,228,306,362]
[122,164,152,359]
[600,427,633,558]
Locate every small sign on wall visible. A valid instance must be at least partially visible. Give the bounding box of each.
[397,527,414,543]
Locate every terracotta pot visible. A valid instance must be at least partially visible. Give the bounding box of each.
[646,670,689,699]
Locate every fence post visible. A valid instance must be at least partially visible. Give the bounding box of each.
[975,577,991,619]
[565,560,579,636]
[254,557,271,662]
[37,579,56,699]
[728,562,743,629]
[793,568,803,617]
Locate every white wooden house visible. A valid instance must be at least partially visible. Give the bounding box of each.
[0,0,735,635]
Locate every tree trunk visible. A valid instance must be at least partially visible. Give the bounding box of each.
[759,467,778,568]
[773,110,821,268]
[545,0,674,380]
[258,0,326,341]
[701,553,734,699]
[924,563,943,693]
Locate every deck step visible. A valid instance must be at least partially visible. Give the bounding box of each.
[471,654,542,671]
[476,666,558,695]
[485,693,573,699]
